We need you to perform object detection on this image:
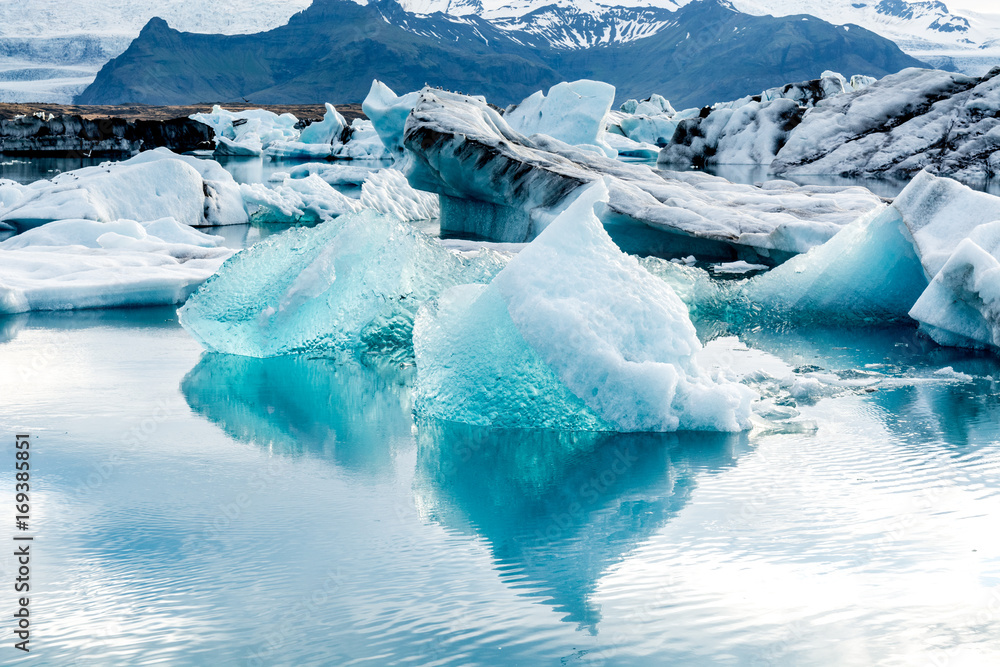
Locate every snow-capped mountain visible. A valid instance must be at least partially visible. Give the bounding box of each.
[729,1,1000,73]
[3,0,998,104]
[0,0,312,102]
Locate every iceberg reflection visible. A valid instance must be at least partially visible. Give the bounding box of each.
[415,421,751,631]
[181,353,413,473]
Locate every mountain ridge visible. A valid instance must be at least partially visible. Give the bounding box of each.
[77,0,927,107]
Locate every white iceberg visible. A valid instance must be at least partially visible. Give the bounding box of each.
[240,174,362,224]
[243,168,439,223]
[771,67,1000,178]
[413,183,755,432]
[0,217,233,314]
[299,103,347,145]
[362,80,422,155]
[358,169,440,221]
[0,150,248,228]
[178,211,506,358]
[745,171,1000,331]
[505,80,617,158]
[403,88,883,259]
[191,106,300,158]
[332,119,392,160]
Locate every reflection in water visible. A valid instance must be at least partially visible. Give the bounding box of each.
[181,353,413,473]
[0,156,108,183]
[415,421,751,631]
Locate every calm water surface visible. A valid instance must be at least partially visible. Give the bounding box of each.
[1,308,999,665]
[2,155,1000,665]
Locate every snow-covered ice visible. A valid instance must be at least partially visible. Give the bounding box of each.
[746,170,1000,339]
[0,150,248,228]
[413,183,756,432]
[403,88,883,259]
[178,211,506,358]
[0,217,233,314]
[363,80,423,156]
[505,80,617,158]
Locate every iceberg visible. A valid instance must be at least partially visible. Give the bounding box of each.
[660,98,803,167]
[0,150,248,228]
[771,67,1000,178]
[362,80,422,155]
[332,119,392,160]
[240,174,362,224]
[403,88,883,260]
[178,211,506,358]
[271,162,378,187]
[745,171,1000,329]
[504,80,617,158]
[358,169,440,221]
[298,103,348,145]
[0,217,233,314]
[242,168,439,224]
[191,106,300,158]
[412,183,755,432]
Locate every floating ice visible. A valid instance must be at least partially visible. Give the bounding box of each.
[333,119,392,160]
[271,162,378,187]
[745,171,1000,330]
[299,103,347,145]
[403,88,883,259]
[191,106,300,158]
[505,80,617,158]
[240,174,362,224]
[772,67,1000,178]
[413,183,755,432]
[661,98,803,167]
[178,211,506,358]
[358,169,440,221]
[242,168,439,223]
[363,80,422,155]
[744,205,928,322]
[0,217,232,314]
[0,150,248,228]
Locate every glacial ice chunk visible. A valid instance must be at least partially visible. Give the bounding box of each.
[359,169,440,221]
[333,119,392,160]
[413,183,756,432]
[299,103,347,144]
[0,217,233,314]
[178,211,507,358]
[362,80,422,155]
[744,205,928,321]
[403,88,882,258]
[0,153,249,229]
[504,80,617,158]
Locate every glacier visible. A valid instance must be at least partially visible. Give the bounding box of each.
[402,87,882,260]
[413,183,756,432]
[0,217,233,314]
[178,211,506,358]
[0,149,248,229]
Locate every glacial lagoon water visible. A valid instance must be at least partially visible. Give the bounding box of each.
[3,308,1000,665]
[2,156,1000,664]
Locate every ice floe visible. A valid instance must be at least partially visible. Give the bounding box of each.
[413,183,756,432]
[178,210,506,358]
[0,149,248,229]
[403,87,882,260]
[505,80,617,158]
[0,217,233,314]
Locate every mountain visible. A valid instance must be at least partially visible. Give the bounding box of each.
[730,0,1000,74]
[77,0,925,107]
[0,0,310,102]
